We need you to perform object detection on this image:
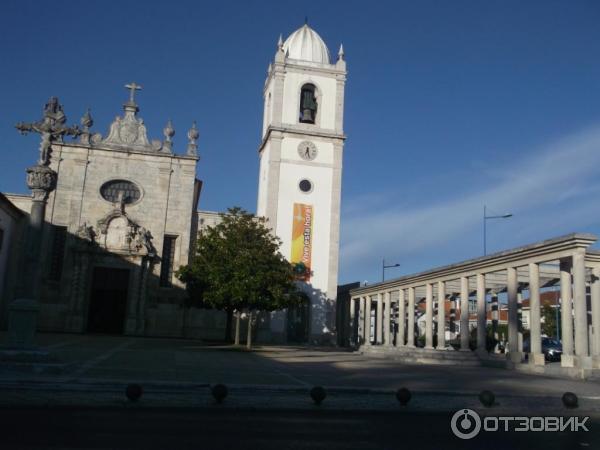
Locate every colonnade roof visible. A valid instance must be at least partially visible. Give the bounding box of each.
[350,233,598,299]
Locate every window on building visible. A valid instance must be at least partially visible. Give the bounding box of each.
[48,225,67,281]
[299,84,317,124]
[100,179,141,205]
[160,235,177,287]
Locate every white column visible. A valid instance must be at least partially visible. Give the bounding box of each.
[528,263,544,365]
[476,273,486,354]
[490,293,499,351]
[560,259,574,366]
[349,297,356,346]
[437,281,446,349]
[376,293,383,345]
[573,251,589,359]
[384,291,391,346]
[365,295,372,345]
[407,287,415,347]
[397,289,406,347]
[357,297,364,345]
[425,283,434,349]
[507,266,521,362]
[591,266,600,359]
[460,277,470,351]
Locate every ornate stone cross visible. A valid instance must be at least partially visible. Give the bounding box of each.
[125,82,142,104]
[15,96,81,166]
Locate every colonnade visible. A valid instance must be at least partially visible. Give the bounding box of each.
[349,234,600,369]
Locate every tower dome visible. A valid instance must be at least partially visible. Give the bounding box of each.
[283,24,331,64]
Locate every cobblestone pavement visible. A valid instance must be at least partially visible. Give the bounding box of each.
[1,332,599,414]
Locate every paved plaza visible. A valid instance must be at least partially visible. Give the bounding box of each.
[1,333,600,411]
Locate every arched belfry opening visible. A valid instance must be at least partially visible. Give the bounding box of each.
[299,83,317,124]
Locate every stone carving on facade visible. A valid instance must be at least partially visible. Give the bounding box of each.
[79,109,94,145]
[101,82,164,153]
[162,120,175,153]
[186,121,199,157]
[76,222,97,244]
[16,96,81,166]
[26,165,57,201]
[96,206,156,258]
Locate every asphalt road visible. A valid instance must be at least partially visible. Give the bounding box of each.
[0,407,598,450]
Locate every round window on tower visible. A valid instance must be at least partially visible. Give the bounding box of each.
[298,179,313,193]
[100,179,142,205]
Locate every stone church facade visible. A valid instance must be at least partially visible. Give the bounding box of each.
[1,24,346,343]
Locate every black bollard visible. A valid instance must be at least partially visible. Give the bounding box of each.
[211,384,228,404]
[479,390,495,408]
[125,384,143,402]
[395,388,412,406]
[310,386,327,405]
[562,392,578,409]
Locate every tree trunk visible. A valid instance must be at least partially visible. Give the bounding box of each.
[234,310,241,346]
[225,309,233,342]
[246,311,253,350]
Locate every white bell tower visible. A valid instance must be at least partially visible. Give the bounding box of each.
[256,24,347,344]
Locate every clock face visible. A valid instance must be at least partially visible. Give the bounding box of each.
[298,141,318,161]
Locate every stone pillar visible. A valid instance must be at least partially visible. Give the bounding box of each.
[357,297,365,345]
[476,273,487,354]
[560,259,574,366]
[384,292,392,346]
[528,263,544,365]
[365,295,372,345]
[425,283,433,349]
[591,266,600,361]
[573,250,590,360]
[407,287,415,347]
[491,293,499,340]
[6,165,57,350]
[397,289,406,347]
[460,277,470,351]
[507,266,521,363]
[517,292,524,353]
[437,281,446,349]
[349,297,357,346]
[376,293,383,345]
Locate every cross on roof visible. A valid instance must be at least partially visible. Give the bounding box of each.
[125,82,142,104]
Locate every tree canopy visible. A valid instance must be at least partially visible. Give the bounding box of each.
[176,207,303,313]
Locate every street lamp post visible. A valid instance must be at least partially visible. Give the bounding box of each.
[483,205,512,256]
[382,259,400,282]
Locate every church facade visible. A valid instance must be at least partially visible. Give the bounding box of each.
[1,24,346,343]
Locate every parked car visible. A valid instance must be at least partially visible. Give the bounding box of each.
[523,337,563,362]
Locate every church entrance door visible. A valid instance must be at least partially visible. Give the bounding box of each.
[87,267,130,334]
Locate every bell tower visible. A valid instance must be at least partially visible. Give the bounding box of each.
[256,24,347,343]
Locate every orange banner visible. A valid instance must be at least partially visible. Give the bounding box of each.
[291,203,313,281]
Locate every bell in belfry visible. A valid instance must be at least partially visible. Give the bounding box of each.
[300,87,317,123]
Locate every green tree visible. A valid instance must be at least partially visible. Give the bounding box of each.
[542,304,559,338]
[176,207,302,348]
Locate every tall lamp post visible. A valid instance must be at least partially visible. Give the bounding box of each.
[382,259,400,282]
[483,205,512,256]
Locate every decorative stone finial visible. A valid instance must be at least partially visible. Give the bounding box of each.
[162,119,175,153]
[277,34,283,50]
[79,108,94,144]
[338,44,345,60]
[186,121,199,157]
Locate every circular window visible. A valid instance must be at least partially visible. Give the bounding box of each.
[100,179,141,204]
[299,179,313,193]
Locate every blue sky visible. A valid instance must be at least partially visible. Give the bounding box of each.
[2,0,600,284]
